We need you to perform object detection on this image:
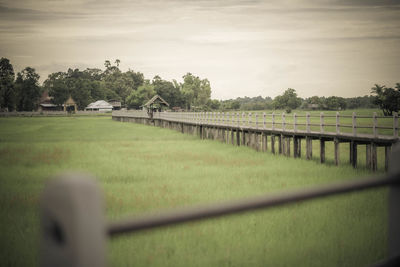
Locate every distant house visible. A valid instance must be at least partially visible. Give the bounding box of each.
[108,99,122,110]
[38,91,60,111]
[85,100,113,112]
[308,103,320,110]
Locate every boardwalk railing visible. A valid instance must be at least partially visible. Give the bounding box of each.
[113,110,399,171]
[113,110,399,138]
[40,144,400,266]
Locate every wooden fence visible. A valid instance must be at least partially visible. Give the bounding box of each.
[112,110,399,171]
[40,144,400,266]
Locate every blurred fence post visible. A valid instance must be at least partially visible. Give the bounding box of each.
[352,112,356,136]
[306,112,310,133]
[394,112,399,137]
[263,112,266,129]
[40,173,106,267]
[272,112,275,130]
[336,112,340,134]
[320,112,324,133]
[389,142,400,258]
[255,113,258,129]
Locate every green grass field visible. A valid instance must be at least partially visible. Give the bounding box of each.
[0,115,388,266]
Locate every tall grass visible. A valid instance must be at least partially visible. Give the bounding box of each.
[0,116,387,266]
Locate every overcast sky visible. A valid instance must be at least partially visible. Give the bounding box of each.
[1,0,399,99]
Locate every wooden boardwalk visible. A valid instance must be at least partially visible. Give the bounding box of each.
[112,110,399,171]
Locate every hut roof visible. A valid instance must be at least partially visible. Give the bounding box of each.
[142,95,169,107]
[65,96,76,105]
[86,100,113,109]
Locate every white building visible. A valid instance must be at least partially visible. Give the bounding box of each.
[85,100,113,111]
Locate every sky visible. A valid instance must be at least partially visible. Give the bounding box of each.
[1,0,399,100]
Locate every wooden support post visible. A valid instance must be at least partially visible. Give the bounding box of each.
[278,135,282,154]
[366,144,371,170]
[320,139,325,163]
[371,142,377,172]
[350,141,357,168]
[389,143,400,257]
[262,134,267,152]
[306,137,312,160]
[40,173,106,267]
[293,137,299,158]
[255,133,260,151]
[231,129,234,145]
[236,130,240,146]
[298,138,301,158]
[271,135,275,154]
[385,145,392,171]
[242,131,246,146]
[286,137,290,157]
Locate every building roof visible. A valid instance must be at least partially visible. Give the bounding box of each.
[86,100,113,109]
[65,96,76,105]
[108,100,122,107]
[40,103,58,107]
[142,95,169,107]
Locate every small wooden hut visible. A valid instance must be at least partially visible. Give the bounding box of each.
[141,95,169,118]
[64,96,77,112]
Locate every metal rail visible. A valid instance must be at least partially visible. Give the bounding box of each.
[108,173,399,236]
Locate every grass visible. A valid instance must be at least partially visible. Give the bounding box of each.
[0,116,388,266]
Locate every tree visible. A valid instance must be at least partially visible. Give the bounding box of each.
[273,88,301,113]
[180,73,211,110]
[44,72,69,106]
[371,84,400,115]
[102,60,144,105]
[323,96,346,110]
[126,81,155,109]
[0,57,16,111]
[152,75,183,108]
[15,67,41,111]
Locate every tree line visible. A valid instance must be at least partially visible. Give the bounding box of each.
[0,58,212,111]
[1,57,399,115]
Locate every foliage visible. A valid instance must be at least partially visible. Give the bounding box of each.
[273,88,301,113]
[42,59,145,110]
[371,83,400,116]
[15,67,41,111]
[180,73,211,110]
[126,81,156,109]
[0,57,16,111]
[152,75,183,108]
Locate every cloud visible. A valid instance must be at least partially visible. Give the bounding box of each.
[0,3,86,21]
